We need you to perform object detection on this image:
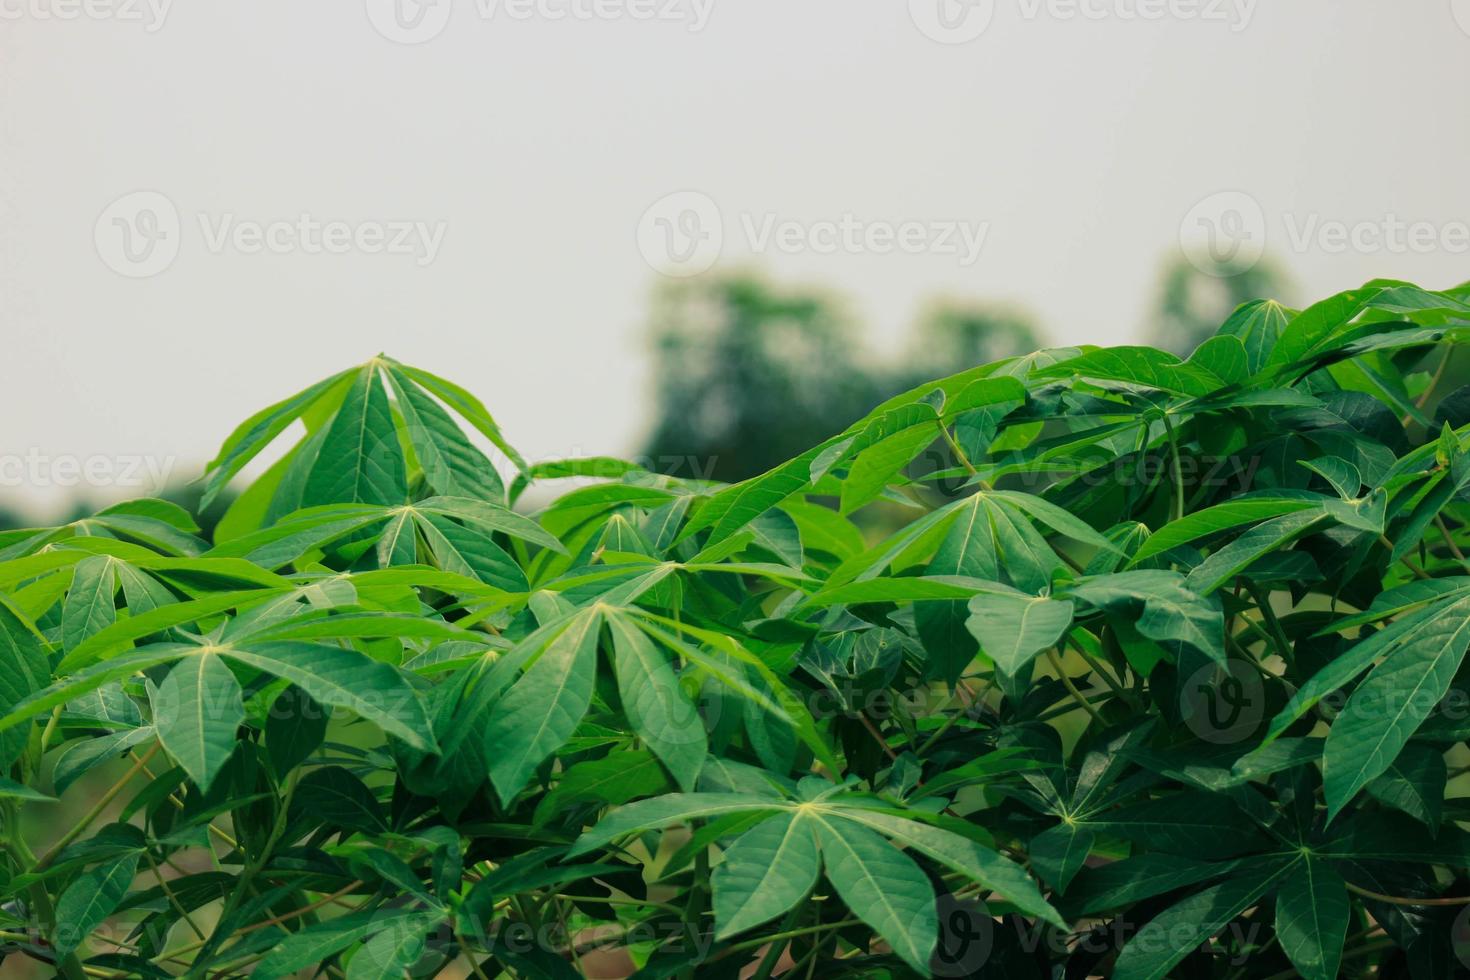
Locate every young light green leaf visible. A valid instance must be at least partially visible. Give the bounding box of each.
[60,555,118,652]
[966,592,1074,676]
[301,363,407,507]
[485,608,603,803]
[608,615,706,792]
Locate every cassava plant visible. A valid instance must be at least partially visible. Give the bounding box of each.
[3,278,1470,979]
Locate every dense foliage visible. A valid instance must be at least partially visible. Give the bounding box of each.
[4,278,1470,979]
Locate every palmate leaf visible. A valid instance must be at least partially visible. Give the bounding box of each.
[1275,857,1349,980]
[485,607,603,802]
[53,850,143,956]
[13,282,1470,976]
[253,907,430,980]
[568,790,1062,942]
[811,814,937,973]
[151,651,244,791]
[1112,859,1295,980]
[201,358,525,518]
[966,590,1074,676]
[607,614,706,791]
[1218,298,1295,373]
[0,597,51,769]
[301,362,407,506]
[60,554,118,651]
[711,809,820,938]
[829,804,1064,928]
[57,588,290,672]
[1321,606,1470,818]
[221,641,436,752]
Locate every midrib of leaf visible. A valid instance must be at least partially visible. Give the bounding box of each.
[809,812,928,967]
[490,610,601,797]
[1325,611,1470,817]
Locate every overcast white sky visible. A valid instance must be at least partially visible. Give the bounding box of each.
[4,0,1470,515]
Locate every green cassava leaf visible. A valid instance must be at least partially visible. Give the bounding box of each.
[712,810,820,938]
[1275,858,1349,980]
[966,590,1074,675]
[152,651,244,791]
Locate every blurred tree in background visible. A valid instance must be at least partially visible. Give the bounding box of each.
[1,259,1308,530]
[641,273,1045,482]
[893,299,1044,392]
[1148,253,1292,356]
[640,275,885,482]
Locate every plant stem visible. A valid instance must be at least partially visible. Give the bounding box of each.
[1344,881,1470,906]
[34,742,160,872]
[858,713,900,762]
[1160,412,1185,522]
[1378,534,1431,579]
[1436,514,1468,563]
[1046,647,1106,726]
[145,848,206,939]
[751,891,809,980]
[1067,638,1130,702]
[1243,583,1292,664]
[937,421,979,477]
[721,918,862,956]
